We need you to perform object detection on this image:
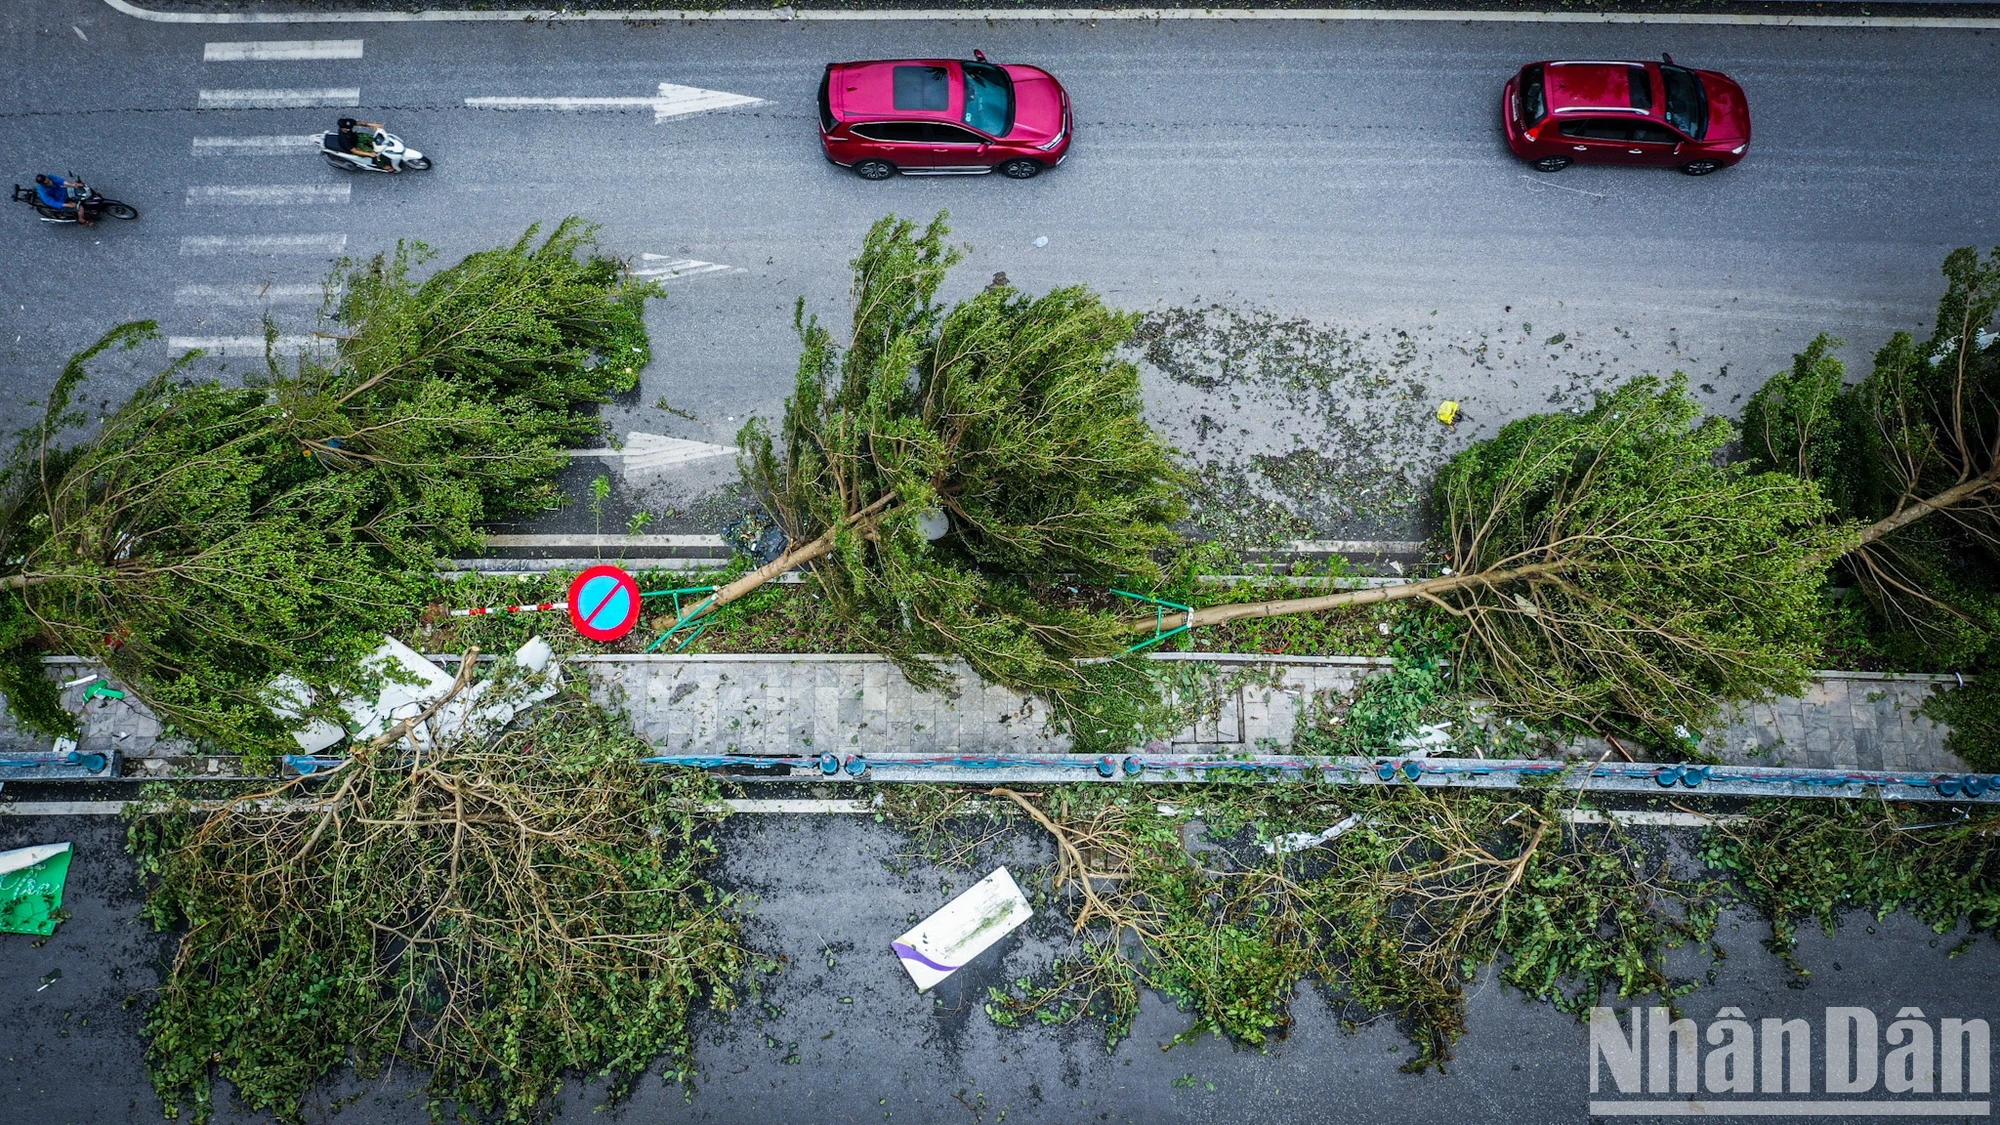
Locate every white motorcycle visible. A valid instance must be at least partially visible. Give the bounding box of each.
[320,119,431,174]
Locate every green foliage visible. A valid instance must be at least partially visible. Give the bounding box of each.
[129,692,745,1124]
[1433,375,1850,749]
[953,784,1714,1068]
[739,212,1186,700]
[1741,333,1863,515]
[0,221,657,757]
[1701,800,2000,975]
[1925,676,2000,772]
[1746,248,2000,674]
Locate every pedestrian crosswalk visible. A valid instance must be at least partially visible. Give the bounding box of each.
[177,39,361,354]
[186,183,350,206]
[197,88,360,109]
[203,40,363,63]
[191,134,322,156]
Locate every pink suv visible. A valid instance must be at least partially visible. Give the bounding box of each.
[818,53,1072,180]
[1504,55,1751,176]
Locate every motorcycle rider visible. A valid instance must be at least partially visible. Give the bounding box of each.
[335,118,396,172]
[33,173,92,225]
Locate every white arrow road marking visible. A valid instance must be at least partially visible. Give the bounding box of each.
[204,39,363,61]
[632,255,740,280]
[193,134,322,155]
[198,87,359,108]
[464,83,763,123]
[181,233,347,255]
[567,433,737,473]
[167,335,330,355]
[187,183,350,205]
[175,283,328,307]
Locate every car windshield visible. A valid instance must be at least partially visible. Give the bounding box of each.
[962,62,1015,137]
[1661,64,1707,139]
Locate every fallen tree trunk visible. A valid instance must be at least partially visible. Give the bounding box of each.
[1126,561,1567,633]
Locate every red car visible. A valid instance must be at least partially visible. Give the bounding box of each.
[1503,54,1750,176]
[818,52,1072,180]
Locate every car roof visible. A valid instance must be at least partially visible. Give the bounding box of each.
[1540,60,1656,118]
[829,59,964,121]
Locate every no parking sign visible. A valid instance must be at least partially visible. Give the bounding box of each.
[567,565,642,642]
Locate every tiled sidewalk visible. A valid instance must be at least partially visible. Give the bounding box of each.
[0,654,1973,774]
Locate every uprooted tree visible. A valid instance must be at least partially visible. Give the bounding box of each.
[1740,247,2000,766]
[0,219,658,753]
[724,212,1186,698]
[1137,376,1850,748]
[131,683,746,1124]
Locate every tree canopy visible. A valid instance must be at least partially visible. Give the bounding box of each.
[736,212,1186,696]
[0,219,657,753]
[1742,246,2000,765]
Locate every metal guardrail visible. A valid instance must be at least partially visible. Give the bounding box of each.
[271,751,2000,803]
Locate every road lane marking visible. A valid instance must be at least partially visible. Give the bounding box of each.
[180,233,347,255]
[465,83,764,123]
[632,256,738,279]
[192,134,322,155]
[198,87,359,108]
[167,335,330,354]
[203,38,362,60]
[175,283,328,306]
[186,183,351,205]
[99,0,2000,30]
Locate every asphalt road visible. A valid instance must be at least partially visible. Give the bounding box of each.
[4,2,1999,524]
[5,810,2000,1125]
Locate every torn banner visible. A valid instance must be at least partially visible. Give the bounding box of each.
[892,866,1033,992]
[0,843,74,936]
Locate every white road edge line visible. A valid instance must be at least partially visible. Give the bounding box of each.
[0,799,1746,822]
[99,0,2000,29]
[203,38,363,60]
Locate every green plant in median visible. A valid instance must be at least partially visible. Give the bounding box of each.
[0,220,658,756]
[129,690,746,1124]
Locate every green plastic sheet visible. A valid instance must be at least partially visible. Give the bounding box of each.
[0,843,74,935]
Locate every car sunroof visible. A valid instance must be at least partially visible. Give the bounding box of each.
[893,65,950,111]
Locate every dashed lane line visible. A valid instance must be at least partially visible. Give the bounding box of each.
[203,38,363,61]
[175,283,329,307]
[198,87,359,109]
[193,134,323,155]
[180,233,347,255]
[166,335,331,354]
[98,0,2000,30]
[186,183,351,205]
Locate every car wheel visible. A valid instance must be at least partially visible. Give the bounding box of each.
[853,160,896,181]
[999,158,1043,180]
[1532,156,1572,173]
[1679,159,1721,176]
